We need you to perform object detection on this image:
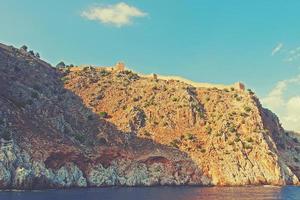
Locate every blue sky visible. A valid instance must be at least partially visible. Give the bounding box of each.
[1,0,300,131]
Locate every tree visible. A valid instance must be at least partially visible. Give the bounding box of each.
[20,45,28,52]
[56,61,66,68]
[35,52,40,58]
[28,50,35,56]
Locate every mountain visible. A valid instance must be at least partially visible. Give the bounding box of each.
[0,43,300,189]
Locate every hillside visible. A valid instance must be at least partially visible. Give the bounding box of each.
[0,43,300,189]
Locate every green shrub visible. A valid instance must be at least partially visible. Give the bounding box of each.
[99,112,108,118]
[99,69,110,76]
[229,127,236,133]
[200,149,206,153]
[186,133,195,140]
[74,134,86,143]
[247,89,254,95]
[240,112,249,117]
[61,77,69,83]
[87,114,93,120]
[170,139,181,148]
[20,45,28,52]
[293,138,299,143]
[1,130,11,141]
[144,131,151,137]
[236,97,242,101]
[28,50,35,56]
[244,106,252,112]
[206,126,212,134]
[56,61,66,68]
[243,142,252,149]
[133,96,141,102]
[216,132,222,137]
[199,111,205,119]
[31,91,39,99]
[247,137,254,143]
[172,97,178,102]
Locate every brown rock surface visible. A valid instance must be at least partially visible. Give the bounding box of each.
[0,43,299,189]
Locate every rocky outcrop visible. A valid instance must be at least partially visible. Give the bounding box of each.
[1,42,300,189]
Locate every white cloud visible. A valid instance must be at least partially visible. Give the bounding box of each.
[81,2,147,27]
[261,81,286,110]
[271,43,284,56]
[285,46,300,62]
[262,74,300,132]
[282,96,300,132]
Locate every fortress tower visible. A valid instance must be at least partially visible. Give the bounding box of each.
[234,82,245,91]
[115,62,125,71]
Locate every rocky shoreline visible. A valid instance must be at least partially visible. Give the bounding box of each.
[1,43,300,189]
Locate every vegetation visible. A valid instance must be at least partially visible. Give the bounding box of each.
[99,111,108,118]
[28,50,35,56]
[186,133,195,140]
[247,137,254,143]
[87,114,94,120]
[56,61,66,68]
[74,134,86,143]
[1,129,11,141]
[243,142,252,149]
[170,139,181,148]
[293,137,299,143]
[206,126,212,134]
[60,76,69,83]
[144,131,151,137]
[31,91,39,99]
[198,110,205,119]
[99,69,110,76]
[172,97,178,102]
[247,89,254,95]
[229,126,236,133]
[20,45,28,52]
[244,106,252,113]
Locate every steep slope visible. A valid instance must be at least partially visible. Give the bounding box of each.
[64,67,300,186]
[0,43,299,189]
[0,44,206,189]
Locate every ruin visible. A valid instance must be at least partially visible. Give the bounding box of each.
[115,62,125,71]
[233,82,245,91]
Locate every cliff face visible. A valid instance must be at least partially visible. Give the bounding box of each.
[0,43,300,189]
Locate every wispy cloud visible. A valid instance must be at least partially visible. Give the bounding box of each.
[81,2,147,27]
[285,47,300,62]
[262,74,300,132]
[271,43,284,56]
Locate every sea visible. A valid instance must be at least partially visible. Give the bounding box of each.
[0,186,299,200]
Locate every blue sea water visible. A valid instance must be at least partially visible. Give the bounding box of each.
[0,186,300,200]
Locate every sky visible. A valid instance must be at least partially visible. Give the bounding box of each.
[1,0,300,131]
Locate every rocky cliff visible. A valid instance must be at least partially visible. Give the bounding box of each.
[0,43,300,189]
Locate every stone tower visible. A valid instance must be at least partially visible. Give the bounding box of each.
[234,82,245,91]
[115,62,125,71]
